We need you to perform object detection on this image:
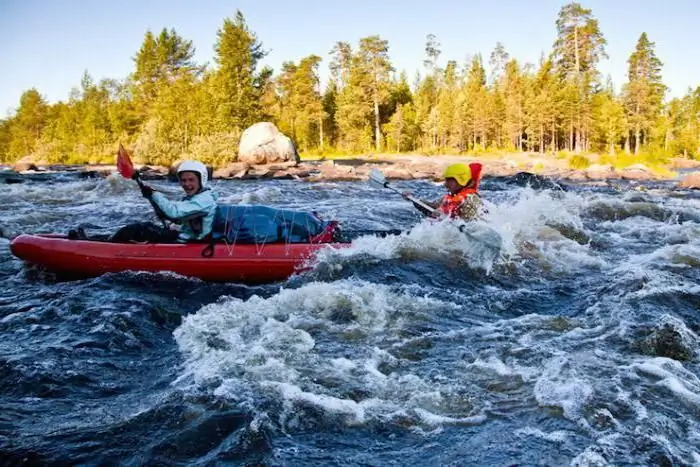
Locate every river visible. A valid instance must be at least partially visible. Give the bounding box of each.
[1,170,699,465]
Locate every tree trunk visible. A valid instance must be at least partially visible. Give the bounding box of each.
[374,98,380,151]
[569,121,574,152]
[319,116,324,150]
[574,27,580,76]
[551,123,556,152]
[540,125,544,153]
[634,102,640,155]
[575,119,581,153]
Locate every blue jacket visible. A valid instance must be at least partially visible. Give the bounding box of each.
[151,189,218,242]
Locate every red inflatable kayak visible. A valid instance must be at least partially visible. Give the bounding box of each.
[10,234,348,283]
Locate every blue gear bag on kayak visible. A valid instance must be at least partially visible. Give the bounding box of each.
[211,205,333,244]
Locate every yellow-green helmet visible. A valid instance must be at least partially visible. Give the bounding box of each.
[443,163,472,186]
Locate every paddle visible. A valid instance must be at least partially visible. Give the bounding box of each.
[116,144,170,227]
[369,168,441,217]
[368,168,502,250]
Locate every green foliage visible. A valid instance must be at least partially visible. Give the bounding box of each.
[184,132,240,167]
[568,154,591,169]
[0,119,11,162]
[274,55,324,152]
[383,102,418,152]
[599,149,671,169]
[623,32,666,155]
[211,11,267,133]
[2,3,700,172]
[8,89,49,159]
[329,36,393,152]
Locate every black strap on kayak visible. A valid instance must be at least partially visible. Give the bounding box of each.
[200,233,216,258]
[201,243,214,257]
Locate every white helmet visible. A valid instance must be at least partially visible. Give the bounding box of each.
[177,160,208,187]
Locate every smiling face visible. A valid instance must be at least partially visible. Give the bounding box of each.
[179,171,201,196]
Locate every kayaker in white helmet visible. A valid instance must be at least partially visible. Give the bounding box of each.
[71,160,218,243]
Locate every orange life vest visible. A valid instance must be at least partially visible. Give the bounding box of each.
[439,162,483,218]
[439,186,478,218]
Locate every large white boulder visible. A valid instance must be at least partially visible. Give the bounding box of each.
[238,122,299,164]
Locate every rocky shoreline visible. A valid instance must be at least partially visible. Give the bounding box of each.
[4,155,700,189]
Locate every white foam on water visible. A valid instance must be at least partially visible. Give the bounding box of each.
[172,279,481,429]
[237,186,284,204]
[313,218,503,272]
[642,239,700,270]
[515,426,573,443]
[630,357,700,409]
[533,355,594,422]
[483,189,605,273]
[662,222,700,245]
[268,381,372,423]
[570,446,609,466]
[610,246,700,306]
[466,356,519,377]
[411,407,487,427]
[312,186,609,276]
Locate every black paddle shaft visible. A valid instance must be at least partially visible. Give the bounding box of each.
[133,172,170,228]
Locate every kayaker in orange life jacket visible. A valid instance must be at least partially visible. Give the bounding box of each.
[402,162,485,221]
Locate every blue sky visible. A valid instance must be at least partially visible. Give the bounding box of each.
[1,0,697,116]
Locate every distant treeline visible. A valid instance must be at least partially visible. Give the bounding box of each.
[1,3,699,168]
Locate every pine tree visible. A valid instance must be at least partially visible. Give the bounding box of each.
[358,36,394,151]
[592,79,625,155]
[8,89,49,158]
[528,57,560,153]
[382,71,413,126]
[102,78,140,140]
[436,61,460,150]
[384,102,418,152]
[0,119,11,162]
[384,103,405,152]
[330,37,393,152]
[489,42,510,147]
[276,55,324,151]
[463,55,489,149]
[132,31,159,107]
[677,87,700,158]
[623,32,665,154]
[330,41,369,151]
[212,11,266,133]
[503,59,526,150]
[423,33,442,73]
[322,81,339,148]
[552,2,607,152]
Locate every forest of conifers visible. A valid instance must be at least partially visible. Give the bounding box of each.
[1,2,699,168]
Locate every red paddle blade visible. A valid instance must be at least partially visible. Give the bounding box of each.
[469,162,483,190]
[116,144,135,179]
